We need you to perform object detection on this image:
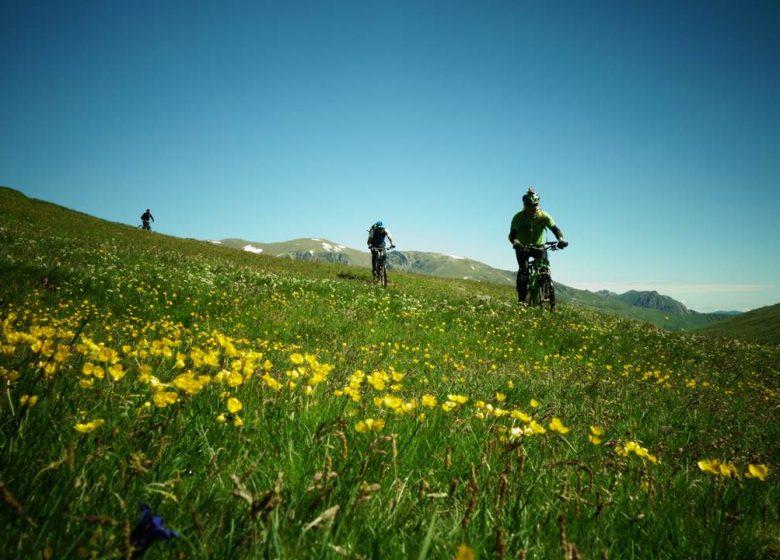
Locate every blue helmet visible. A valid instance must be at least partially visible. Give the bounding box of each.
[375,220,384,228]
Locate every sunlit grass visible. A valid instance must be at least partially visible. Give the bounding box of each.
[1,186,779,559]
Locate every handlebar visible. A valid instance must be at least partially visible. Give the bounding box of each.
[512,241,566,251]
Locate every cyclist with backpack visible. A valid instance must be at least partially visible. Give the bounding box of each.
[508,188,568,307]
[141,209,154,231]
[367,220,395,279]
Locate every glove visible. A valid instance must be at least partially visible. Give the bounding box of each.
[557,240,568,249]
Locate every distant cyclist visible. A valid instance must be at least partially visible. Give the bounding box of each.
[367,220,395,278]
[141,209,154,231]
[508,188,568,305]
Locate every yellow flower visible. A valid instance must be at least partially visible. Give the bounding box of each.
[108,363,126,381]
[74,419,105,433]
[290,352,304,365]
[153,391,179,408]
[262,373,283,391]
[719,462,738,479]
[20,394,39,407]
[216,414,226,423]
[589,435,602,445]
[746,464,769,481]
[511,410,532,423]
[698,459,721,475]
[227,397,243,414]
[233,416,244,427]
[422,394,438,408]
[549,417,570,434]
[455,544,475,560]
[495,392,506,402]
[226,370,243,387]
[530,399,539,408]
[355,418,385,433]
[529,421,546,434]
[590,426,604,436]
[447,394,469,404]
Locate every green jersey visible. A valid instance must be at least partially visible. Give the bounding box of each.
[508,209,556,246]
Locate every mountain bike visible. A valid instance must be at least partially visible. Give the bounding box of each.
[516,241,564,311]
[370,245,395,288]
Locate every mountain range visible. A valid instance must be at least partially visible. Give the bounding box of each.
[215,237,737,331]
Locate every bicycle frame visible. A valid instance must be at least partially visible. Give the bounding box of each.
[516,242,559,311]
[370,246,393,288]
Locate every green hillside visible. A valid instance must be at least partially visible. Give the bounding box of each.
[219,237,733,331]
[695,303,780,345]
[1,185,779,559]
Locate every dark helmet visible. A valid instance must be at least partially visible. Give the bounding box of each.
[522,188,540,207]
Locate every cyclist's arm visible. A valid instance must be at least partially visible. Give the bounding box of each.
[550,225,564,242]
[386,231,395,247]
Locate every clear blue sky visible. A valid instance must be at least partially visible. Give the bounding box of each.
[2,0,779,312]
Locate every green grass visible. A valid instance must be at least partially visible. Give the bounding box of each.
[695,303,780,346]
[1,185,779,559]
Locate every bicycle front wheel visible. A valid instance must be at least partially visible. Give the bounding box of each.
[381,265,388,288]
[539,275,554,312]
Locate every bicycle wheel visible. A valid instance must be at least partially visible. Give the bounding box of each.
[539,274,554,312]
[527,268,540,306]
[380,264,388,288]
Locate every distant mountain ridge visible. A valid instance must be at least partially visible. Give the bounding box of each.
[217,237,739,330]
[596,289,691,315]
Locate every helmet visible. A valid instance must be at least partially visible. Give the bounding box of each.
[375,220,384,228]
[522,188,540,207]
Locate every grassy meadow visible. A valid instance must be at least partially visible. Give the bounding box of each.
[1,186,779,559]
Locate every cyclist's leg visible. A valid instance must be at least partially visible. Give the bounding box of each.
[514,247,530,302]
[371,249,378,277]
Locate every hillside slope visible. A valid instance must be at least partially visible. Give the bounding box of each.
[220,236,733,332]
[1,184,779,559]
[695,302,780,345]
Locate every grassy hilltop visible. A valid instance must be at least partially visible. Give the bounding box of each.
[1,186,779,559]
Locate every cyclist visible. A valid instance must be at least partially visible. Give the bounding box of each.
[508,188,568,307]
[367,220,395,278]
[141,209,155,231]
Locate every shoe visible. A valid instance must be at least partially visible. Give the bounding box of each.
[517,301,528,309]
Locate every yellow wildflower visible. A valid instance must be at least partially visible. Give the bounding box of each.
[153,391,179,408]
[422,394,438,408]
[20,394,39,407]
[108,363,126,381]
[290,352,304,365]
[746,464,769,481]
[719,463,739,479]
[549,417,570,434]
[355,418,385,433]
[227,397,243,414]
[74,419,105,433]
[698,459,721,475]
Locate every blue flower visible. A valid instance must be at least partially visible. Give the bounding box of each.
[130,502,179,558]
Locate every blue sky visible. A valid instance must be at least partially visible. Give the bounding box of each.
[2,0,779,312]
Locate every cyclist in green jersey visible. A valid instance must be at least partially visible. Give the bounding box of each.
[508,188,568,305]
